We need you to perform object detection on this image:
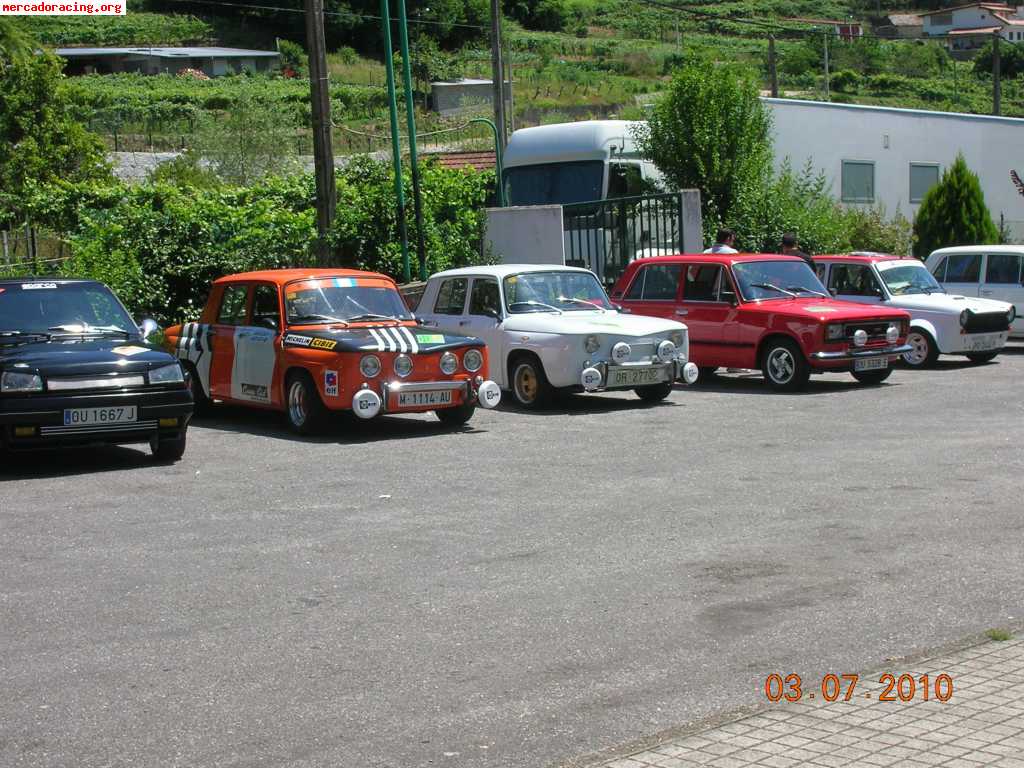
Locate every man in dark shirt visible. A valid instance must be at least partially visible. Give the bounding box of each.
[781,233,813,269]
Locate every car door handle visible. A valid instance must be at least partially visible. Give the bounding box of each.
[674,309,689,316]
[980,289,994,295]
[420,319,437,327]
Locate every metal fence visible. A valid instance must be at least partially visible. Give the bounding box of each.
[563,192,685,287]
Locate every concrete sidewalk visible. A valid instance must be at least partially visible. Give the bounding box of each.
[588,634,1024,768]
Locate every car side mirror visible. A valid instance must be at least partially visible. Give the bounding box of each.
[255,315,279,331]
[483,308,501,320]
[139,318,159,339]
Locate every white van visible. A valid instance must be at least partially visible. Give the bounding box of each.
[925,246,1024,337]
[501,120,662,207]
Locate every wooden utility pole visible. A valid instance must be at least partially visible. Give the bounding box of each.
[489,0,508,148]
[993,31,1002,116]
[305,0,337,265]
[823,28,831,101]
[768,35,778,97]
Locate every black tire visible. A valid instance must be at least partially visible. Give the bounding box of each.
[436,403,476,426]
[760,338,810,391]
[150,426,187,462]
[285,370,329,435]
[902,329,939,368]
[697,366,718,381]
[184,363,213,416]
[966,351,999,364]
[635,382,673,402]
[509,355,554,409]
[851,367,893,385]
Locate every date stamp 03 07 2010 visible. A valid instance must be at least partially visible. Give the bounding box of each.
[764,673,954,704]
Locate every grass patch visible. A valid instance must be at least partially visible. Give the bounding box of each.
[986,628,1013,642]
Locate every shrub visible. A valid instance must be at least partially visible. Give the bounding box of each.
[913,153,999,258]
[831,69,861,93]
[277,39,308,78]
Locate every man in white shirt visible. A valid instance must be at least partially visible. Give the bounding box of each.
[704,228,738,254]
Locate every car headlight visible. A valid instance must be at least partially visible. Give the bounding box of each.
[394,354,413,378]
[885,324,899,344]
[1008,306,1017,324]
[360,355,381,378]
[1,370,43,393]
[656,339,676,362]
[583,334,600,354]
[960,309,970,328]
[463,348,483,372]
[149,363,185,385]
[825,323,845,342]
[440,351,458,375]
[853,329,868,347]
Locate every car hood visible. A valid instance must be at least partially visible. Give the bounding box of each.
[887,293,1013,315]
[0,337,176,376]
[283,323,484,353]
[502,310,684,337]
[749,298,909,321]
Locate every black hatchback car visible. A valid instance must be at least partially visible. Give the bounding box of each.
[0,279,192,461]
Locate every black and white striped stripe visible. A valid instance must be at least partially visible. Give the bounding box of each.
[366,326,420,354]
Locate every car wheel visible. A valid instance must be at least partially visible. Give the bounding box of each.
[635,382,673,402]
[851,368,893,385]
[966,351,999,364]
[286,371,329,435]
[150,426,187,462]
[436,403,476,426]
[510,356,553,409]
[761,339,810,391]
[185,363,213,416]
[902,329,938,368]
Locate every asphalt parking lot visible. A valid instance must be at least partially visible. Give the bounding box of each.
[2,347,1024,768]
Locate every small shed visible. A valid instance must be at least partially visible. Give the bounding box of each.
[430,78,510,116]
[56,46,280,77]
[876,13,924,39]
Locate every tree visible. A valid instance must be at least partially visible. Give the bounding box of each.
[0,53,109,232]
[973,39,1024,79]
[633,57,772,229]
[912,154,999,258]
[0,18,34,67]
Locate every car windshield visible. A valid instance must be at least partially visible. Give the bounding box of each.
[285,276,412,324]
[503,161,605,207]
[876,261,945,296]
[732,261,829,301]
[0,281,135,337]
[503,271,613,313]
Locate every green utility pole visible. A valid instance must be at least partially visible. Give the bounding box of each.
[380,0,411,283]
[469,117,506,207]
[396,0,428,280]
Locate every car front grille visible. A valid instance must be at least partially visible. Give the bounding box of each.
[843,321,895,347]
[964,312,1010,334]
[39,420,158,436]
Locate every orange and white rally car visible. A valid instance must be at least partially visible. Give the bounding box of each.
[164,269,500,433]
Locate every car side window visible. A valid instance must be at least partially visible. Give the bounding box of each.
[433,278,468,315]
[217,285,250,325]
[945,253,981,283]
[252,284,280,330]
[815,263,829,282]
[627,264,681,300]
[828,264,882,297]
[984,254,1021,284]
[683,264,722,302]
[929,256,947,282]
[468,278,501,317]
[717,269,738,303]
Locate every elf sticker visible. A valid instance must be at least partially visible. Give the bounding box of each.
[416,333,445,344]
[324,370,339,397]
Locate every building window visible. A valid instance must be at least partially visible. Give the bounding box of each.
[931,12,952,26]
[841,160,875,203]
[909,163,940,203]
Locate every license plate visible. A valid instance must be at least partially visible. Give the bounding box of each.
[969,334,1001,351]
[607,366,670,388]
[854,357,888,372]
[396,390,453,408]
[63,406,138,426]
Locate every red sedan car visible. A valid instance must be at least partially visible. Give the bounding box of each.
[611,254,913,391]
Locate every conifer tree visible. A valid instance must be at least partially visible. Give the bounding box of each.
[913,154,999,258]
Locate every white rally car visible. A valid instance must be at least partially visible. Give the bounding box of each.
[814,253,1015,367]
[414,265,699,408]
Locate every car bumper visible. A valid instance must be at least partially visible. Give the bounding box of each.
[0,388,193,450]
[809,344,913,366]
[580,359,697,391]
[349,377,500,418]
[947,331,1009,355]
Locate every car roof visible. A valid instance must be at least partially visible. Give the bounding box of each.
[0,277,98,285]
[213,268,394,285]
[929,245,1024,255]
[815,252,918,264]
[429,264,597,280]
[625,253,808,267]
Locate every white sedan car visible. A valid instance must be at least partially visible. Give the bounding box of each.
[814,253,1015,367]
[415,265,698,408]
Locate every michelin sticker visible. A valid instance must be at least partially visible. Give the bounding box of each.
[284,334,313,347]
[324,370,339,397]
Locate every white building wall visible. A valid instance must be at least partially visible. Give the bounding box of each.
[924,6,1009,35]
[764,98,1024,241]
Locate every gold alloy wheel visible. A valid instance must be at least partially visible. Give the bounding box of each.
[514,363,539,404]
